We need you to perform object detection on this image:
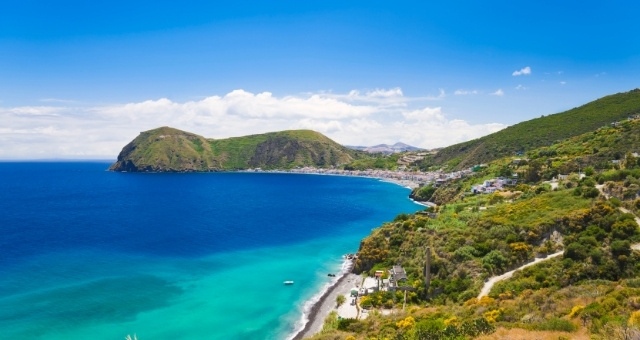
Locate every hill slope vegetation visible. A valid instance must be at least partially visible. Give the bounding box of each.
[311,118,640,340]
[109,127,359,172]
[423,89,640,170]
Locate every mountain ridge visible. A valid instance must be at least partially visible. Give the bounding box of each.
[346,142,423,154]
[109,127,360,172]
[423,88,640,170]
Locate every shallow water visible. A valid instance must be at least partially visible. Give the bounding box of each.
[0,162,422,339]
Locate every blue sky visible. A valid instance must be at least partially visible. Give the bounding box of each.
[1,1,639,159]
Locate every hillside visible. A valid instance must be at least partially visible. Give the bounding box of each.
[109,127,359,172]
[423,89,640,170]
[310,116,640,340]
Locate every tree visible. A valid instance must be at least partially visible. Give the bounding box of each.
[525,160,543,183]
[336,294,346,308]
[585,166,595,176]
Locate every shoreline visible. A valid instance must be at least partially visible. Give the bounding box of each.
[282,173,428,339]
[241,168,448,190]
[288,261,359,340]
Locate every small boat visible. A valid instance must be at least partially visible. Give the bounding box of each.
[283,281,294,285]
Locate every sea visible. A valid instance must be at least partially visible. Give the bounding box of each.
[0,162,422,339]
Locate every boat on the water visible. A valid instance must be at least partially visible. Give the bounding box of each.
[283,280,294,285]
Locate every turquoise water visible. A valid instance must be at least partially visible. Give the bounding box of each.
[0,162,422,339]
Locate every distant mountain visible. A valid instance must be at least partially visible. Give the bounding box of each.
[109,127,360,172]
[428,88,640,170]
[346,142,423,154]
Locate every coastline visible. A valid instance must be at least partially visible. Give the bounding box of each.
[289,261,360,340]
[283,173,428,340]
[241,167,466,191]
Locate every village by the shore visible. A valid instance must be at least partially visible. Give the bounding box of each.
[244,166,475,190]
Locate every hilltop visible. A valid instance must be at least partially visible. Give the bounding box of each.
[421,89,640,171]
[109,127,360,172]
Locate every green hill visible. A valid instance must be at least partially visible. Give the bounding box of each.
[312,108,640,340]
[109,127,359,172]
[425,89,640,170]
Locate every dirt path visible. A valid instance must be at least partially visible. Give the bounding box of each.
[477,251,563,299]
[478,202,640,299]
[618,206,640,226]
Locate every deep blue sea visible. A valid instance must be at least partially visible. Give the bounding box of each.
[0,162,422,339]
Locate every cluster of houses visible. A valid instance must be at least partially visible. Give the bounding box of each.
[356,265,409,297]
[271,166,474,190]
[471,177,518,194]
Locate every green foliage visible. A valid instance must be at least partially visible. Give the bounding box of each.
[343,154,400,170]
[335,294,346,308]
[336,318,359,331]
[411,184,437,202]
[423,89,640,170]
[110,127,361,171]
[532,317,578,332]
[482,250,509,273]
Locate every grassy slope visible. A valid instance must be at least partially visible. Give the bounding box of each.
[323,116,640,339]
[210,129,358,170]
[110,127,358,171]
[427,89,640,170]
[109,126,219,172]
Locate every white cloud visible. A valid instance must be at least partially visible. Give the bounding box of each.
[40,98,78,104]
[402,107,445,122]
[9,106,63,117]
[0,88,507,159]
[454,89,478,95]
[515,84,527,90]
[560,81,567,85]
[491,89,505,96]
[363,88,404,98]
[512,66,532,76]
[426,88,446,100]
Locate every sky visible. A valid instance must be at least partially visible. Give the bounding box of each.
[1,1,639,159]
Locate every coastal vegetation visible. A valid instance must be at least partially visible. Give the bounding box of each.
[417,89,640,171]
[308,95,640,339]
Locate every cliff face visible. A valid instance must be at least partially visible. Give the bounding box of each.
[109,127,357,172]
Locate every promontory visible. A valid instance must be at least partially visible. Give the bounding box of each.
[109,127,360,172]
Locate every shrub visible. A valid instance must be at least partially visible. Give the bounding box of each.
[454,245,478,261]
[482,250,508,273]
[611,240,631,257]
[396,316,416,329]
[336,318,359,331]
[583,187,600,198]
[483,309,503,323]
[533,317,577,332]
[582,177,597,187]
[568,305,585,318]
[629,311,640,326]
[336,294,346,308]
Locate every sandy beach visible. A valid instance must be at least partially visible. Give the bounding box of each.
[291,272,361,339]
